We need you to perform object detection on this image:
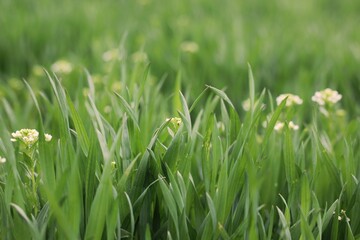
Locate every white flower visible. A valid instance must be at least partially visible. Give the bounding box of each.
[242,98,265,111]
[311,88,342,106]
[288,121,299,131]
[274,121,285,132]
[32,65,44,77]
[11,129,52,147]
[102,48,119,62]
[111,82,121,92]
[273,121,299,132]
[180,41,199,53]
[44,134,52,142]
[242,98,251,111]
[104,105,112,114]
[276,93,303,107]
[51,60,73,74]
[0,156,6,163]
[131,51,148,63]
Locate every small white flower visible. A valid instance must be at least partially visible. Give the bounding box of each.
[242,98,251,111]
[51,60,73,74]
[104,105,112,114]
[131,51,148,63]
[276,93,303,107]
[180,41,199,53]
[44,134,52,142]
[0,156,6,163]
[242,98,265,111]
[11,129,52,147]
[102,48,120,62]
[274,121,285,132]
[32,65,44,77]
[111,82,121,92]
[288,121,299,131]
[311,88,342,106]
[338,216,342,221]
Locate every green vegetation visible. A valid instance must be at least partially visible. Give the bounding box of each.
[1,0,360,239]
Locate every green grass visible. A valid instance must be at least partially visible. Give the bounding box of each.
[1,0,360,239]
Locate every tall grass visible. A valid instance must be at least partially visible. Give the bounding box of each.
[1,0,360,109]
[0,56,359,239]
[1,0,360,239]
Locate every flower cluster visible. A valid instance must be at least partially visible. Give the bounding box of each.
[102,48,120,62]
[274,121,299,132]
[265,88,343,131]
[51,60,73,74]
[312,88,342,106]
[131,51,148,63]
[11,129,52,148]
[276,93,303,107]
[166,117,182,127]
[336,209,350,222]
[180,41,199,53]
[0,156,6,164]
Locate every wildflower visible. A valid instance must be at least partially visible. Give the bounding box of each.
[11,129,52,148]
[102,48,120,62]
[111,82,122,92]
[8,78,23,91]
[274,121,285,132]
[82,88,90,97]
[311,88,342,106]
[166,117,182,127]
[32,65,44,77]
[44,134,52,142]
[217,121,225,133]
[180,41,199,53]
[131,51,148,63]
[51,60,73,74]
[338,216,342,221]
[273,121,299,132]
[288,121,299,131]
[336,109,346,117]
[111,161,116,169]
[0,156,6,163]
[242,98,251,111]
[104,105,112,114]
[276,93,303,107]
[242,98,265,111]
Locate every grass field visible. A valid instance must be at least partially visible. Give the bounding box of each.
[1,0,360,239]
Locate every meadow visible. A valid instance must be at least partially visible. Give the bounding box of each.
[1,0,360,239]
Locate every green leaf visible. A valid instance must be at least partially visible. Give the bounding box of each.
[114,91,140,130]
[206,85,235,110]
[248,63,255,115]
[206,193,217,231]
[159,175,179,239]
[284,126,297,187]
[277,206,292,240]
[66,92,90,156]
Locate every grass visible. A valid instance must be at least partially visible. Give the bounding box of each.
[1,0,360,239]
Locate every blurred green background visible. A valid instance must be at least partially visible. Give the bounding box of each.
[1,0,360,111]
